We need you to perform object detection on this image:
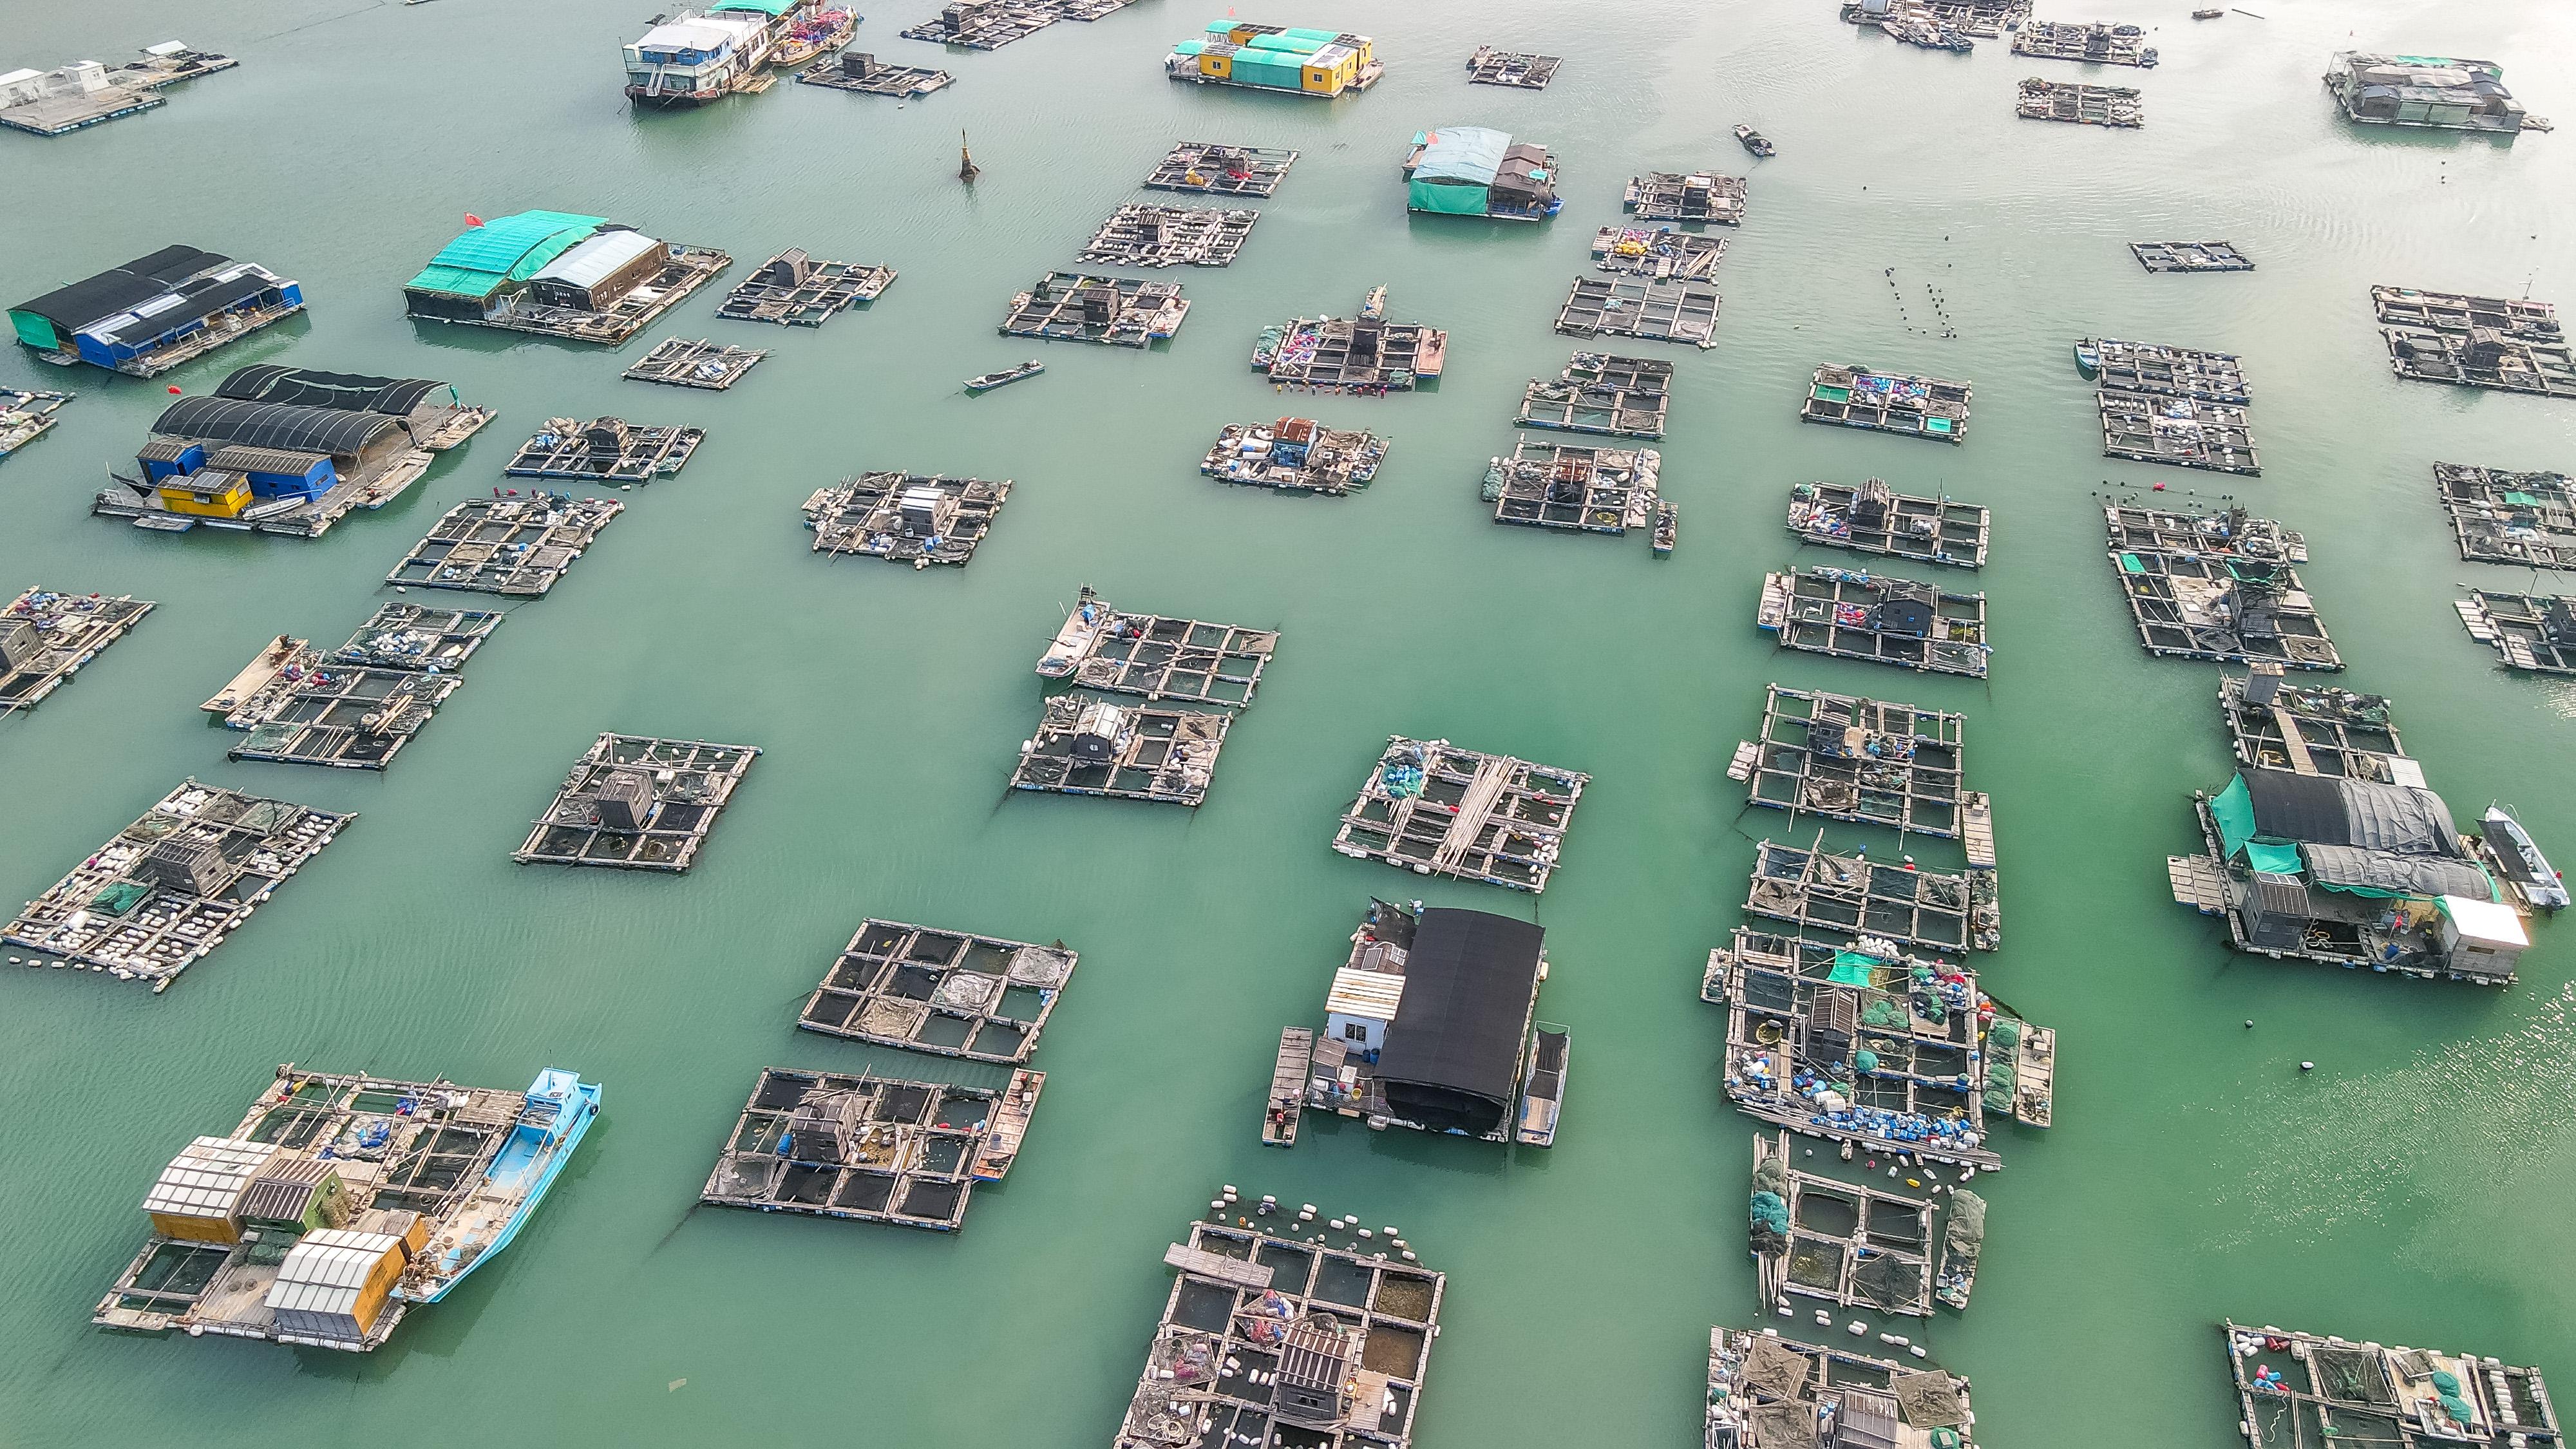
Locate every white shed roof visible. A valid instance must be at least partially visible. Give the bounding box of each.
[266,1229,403,1314]
[1325,966,1405,1021]
[2441,895,2529,947]
[532,229,663,290]
[143,1137,276,1221]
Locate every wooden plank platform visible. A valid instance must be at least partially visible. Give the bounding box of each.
[803,471,1012,566]
[1034,589,1276,705]
[1332,735,1589,893]
[1590,225,1725,279]
[714,251,894,325]
[2437,461,2576,569]
[1000,271,1188,346]
[513,734,757,872]
[1622,169,1745,224]
[1517,352,1672,438]
[0,588,154,715]
[797,919,1077,1065]
[1264,1027,1312,1146]
[1745,684,1968,838]
[2131,240,2253,273]
[1466,46,1560,88]
[1202,419,1388,494]
[1010,697,1229,805]
[1787,479,1990,569]
[700,1067,1017,1231]
[1555,276,1718,348]
[0,388,73,460]
[1757,567,1991,678]
[2017,77,2143,127]
[1075,204,1258,269]
[1803,365,1969,442]
[1142,141,1298,196]
[795,51,952,96]
[621,337,767,390]
[385,496,625,597]
[2372,285,2576,399]
[1486,440,1662,536]
[504,417,702,482]
[2458,589,2576,674]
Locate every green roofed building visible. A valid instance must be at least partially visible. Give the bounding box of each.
[1403,126,1562,222]
[402,211,607,320]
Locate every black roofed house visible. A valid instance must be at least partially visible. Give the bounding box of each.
[10,245,303,377]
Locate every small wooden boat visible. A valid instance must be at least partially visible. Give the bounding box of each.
[768,7,857,69]
[1359,285,1387,321]
[2072,338,2103,377]
[1653,500,1677,555]
[1732,123,1776,158]
[964,359,1042,392]
[2192,7,2223,17]
[1515,1025,1567,1147]
[1935,1188,1984,1309]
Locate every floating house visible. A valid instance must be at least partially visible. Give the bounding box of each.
[1403,128,1560,221]
[2222,1322,2559,1448]
[402,211,729,345]
[622,1,823,104]
[95,1065,598,1351]
[1300,900,1564,1146]
[2324,53,2548,135]
[0,42,238,137]
[11,247,300,378]
[1168,22,1381,97]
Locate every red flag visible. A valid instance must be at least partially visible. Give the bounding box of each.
[167,385,182,394]
[464,212,484,227]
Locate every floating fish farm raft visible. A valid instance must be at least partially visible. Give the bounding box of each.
[1747,836,2000,954]
[2098,392,2259,475]
[512,734,757,872]
[1787,480,1990,569]
[2107,502,2339,669]
[402,216,730,346]
[1917,0,2026,35]
[1143,141,1298,196]
[1036,589,1276,706]
[0,388,72,459]
[803,471,1012,567]
[2088,336,2251,402]
[1077,204,1260,269]
[621,337,767,390]
[2132,240,2253,273]
[902,0,1135,50]
[699,1066,1043,1231]
[2372,285,2576,399]
[1623,170,1747,225]
[2322,52,2552,137]
[2436,462,2575,568]
[1706,928,2001,1170]
[1757,568,1991,679]
[795,51,953,97]
[1331,736,1588,893]
[4,780,353,991]
[14,247,301,379]
[1010,696,1230,805]
[1741,685,1968,838]
[714,251,894,325]
[1556,276,1719,348]
[1750,1130,1944,1318]
[1001,272,1189,346]
[0,589,153,715]
[1259,298,1448,392]
[1484,440,1662,537]
[1517,352,1671,438]
[1465,46,1559,88]
[0,42,239,137]
[1591,226,1725,279]
[1113,1201,1445,1449]
[2458,589,2576,674]
[797,920,1077,1065]
[1802,366,1970,443]
[385,495,623,598]
[2220,667,2416,784]
[2223,1322,2559,1449]
[2011,21,2155,66]
[1850,0,1980,54]
[1707,1327,1980,1449]
[1202,419,1388,495]
[505,417,702,482]
[2017,78,2143,127]
[214,605,503,771]
[92,1063,596,1351]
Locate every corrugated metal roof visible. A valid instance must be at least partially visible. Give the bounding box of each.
[1411,127,1511,187]
[533,229,663,290]
[267,1229,402,1312]
[1325,966,1405,1021]
[142,1137,275,1220]
[408,211,604,295]
[153,397,402,457]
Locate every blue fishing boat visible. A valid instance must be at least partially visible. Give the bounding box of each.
[402,1068,600,1303]
[2072,338,2103,377]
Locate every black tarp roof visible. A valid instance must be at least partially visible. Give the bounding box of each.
[1374,909,1542,1131]
[2244,770,2463,858]
[149,397,401,459]
[2301,845,2492,899]
[12,247,227,332]
[217,366,442,415]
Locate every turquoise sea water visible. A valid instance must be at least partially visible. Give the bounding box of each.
[4,1,2576,1444]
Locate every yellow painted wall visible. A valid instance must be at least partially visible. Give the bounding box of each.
[148,1211,242,1245]
[1200,52,1230,77]
[159,478,251,518]
[349,1245,406,1332]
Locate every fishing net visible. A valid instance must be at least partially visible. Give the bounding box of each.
[1853,1249,1924,1311]
[1743,1336,1817,1401]
[1944,1190,1986,1260]
[1893,1368,1968,1427]
[929,971,1000,1011]
[1749,1400,1821,1448]
[2314,1347,2396,1405]
[1005,947,1075,989]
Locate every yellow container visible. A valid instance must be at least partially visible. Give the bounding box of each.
[160,477,251,518]
[149,1211,243,1245]
[1200,51,1230,77]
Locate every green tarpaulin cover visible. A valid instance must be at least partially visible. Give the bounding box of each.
[2211,774,2259,856]
[2117,552,2145,573]
[1828,951,1881,985]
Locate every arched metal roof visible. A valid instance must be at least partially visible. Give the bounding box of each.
[150,397,403,458]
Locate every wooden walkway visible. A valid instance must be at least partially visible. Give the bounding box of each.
[1264,1027,1311,1146]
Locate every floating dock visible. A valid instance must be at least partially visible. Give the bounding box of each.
[2132,240,2253,273]
[1332,736,1588,893]
[1465,46,1559,88]
[621,337,767,390]
[1787,480,1989,569]
[714,250,895,324]
[1077,204,1259,269]
[1485,439,1662,537]
[1803,366,1969,442]
[2087,336,2251,402]
[1747,835,2000,953]
[1556,276,1719,348]
[903,0,1135,50]
[93,1063,596,1351]
[0,43,238,137]
[4,780,353,990]
[2437,462,2575,569]
[1010,696,1229,805]
[1707,927,2000,1170]
[699,1066,1041,1231]
[1001,272,1189,346]
[1750,1130,1938,1318]
[1758,568,1991,678]
[1036,589,1276,706]
[1624,169,1747,225]
[1708,1326,1980,1448]
[402,213,730,346]
[2373,285,2576,399]
[803,471,1012,566]
[1258,287,1446,392]
[2017,77,2142,127]
[1741,684,1968,838]
[1143,140,1299,196]
[1592,226,1725,279]
[504,417,702,482]
[799,920,1077,1063]
[1264,1027,1312,1146]
[0,589,153,715]
[0,388,71,460]
[2098,391,2260,475]
[216,604,503,771]
[1849,0,1982,53]
[512,734,757,872]
[1203,419,1388,494]
[2107,502,2338,668]
[1517,352,1671,438]
[2458,589,2576,674]
[795,50,953,96]
[2221,667,2415,784]
[2011,20,2155,66]
[2222,1321,2559,1448]
[386,495,624,597]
